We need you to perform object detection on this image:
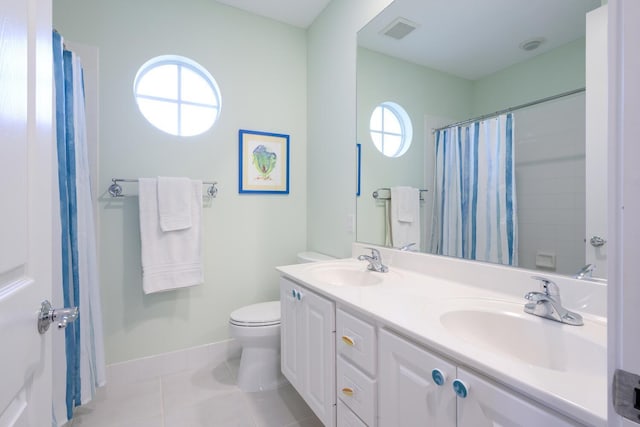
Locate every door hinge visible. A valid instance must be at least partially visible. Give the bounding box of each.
[613,369,640,423]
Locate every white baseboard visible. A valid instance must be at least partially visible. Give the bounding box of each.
[106,339,241,386]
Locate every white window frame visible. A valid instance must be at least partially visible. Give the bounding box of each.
[133,55,221,137]
[369,101,413,157]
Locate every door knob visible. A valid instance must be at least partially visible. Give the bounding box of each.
[452,379,469,398]
[589,236,607,247]
[38,300,78,334]
[431,369,446,386]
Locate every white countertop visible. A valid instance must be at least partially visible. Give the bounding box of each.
[277,256,607,426]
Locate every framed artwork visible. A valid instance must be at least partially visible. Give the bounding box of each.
[239,129,290,194]
[356,143,361,197]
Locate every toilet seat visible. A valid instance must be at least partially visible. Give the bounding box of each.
[229,301,280,327]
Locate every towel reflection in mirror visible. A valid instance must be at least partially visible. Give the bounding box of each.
[386,187,421,250]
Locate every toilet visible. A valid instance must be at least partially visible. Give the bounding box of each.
[229,251,334,392]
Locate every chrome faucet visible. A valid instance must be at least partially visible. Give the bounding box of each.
[357,247,389,273]
[573,263,595,280]
[524,276,583,326]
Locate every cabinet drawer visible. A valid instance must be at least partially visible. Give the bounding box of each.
[338,399,368,427]
[337,356,376,426]
[337,308,376,376]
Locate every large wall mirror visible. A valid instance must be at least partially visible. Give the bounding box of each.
[356,0,607,279]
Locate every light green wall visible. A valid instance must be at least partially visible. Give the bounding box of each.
[54,0,307,364]
[307,0,393,258]
[471,38,586,115]
[356,48,473,247]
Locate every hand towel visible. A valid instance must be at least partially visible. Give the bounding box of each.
[390,186,420,249]
[139,178,204,294]
[394,186,417,223]
[157,176,192,231]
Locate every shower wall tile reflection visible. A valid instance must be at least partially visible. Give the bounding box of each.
[515,92,586,274]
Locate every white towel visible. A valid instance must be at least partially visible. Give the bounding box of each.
[390,186,420,249]
[157,176,192,231]
[138,178,204,294]
[394,186,417,223]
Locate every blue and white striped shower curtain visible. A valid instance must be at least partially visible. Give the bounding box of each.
[52,31,106,426]
[430,114,517,266]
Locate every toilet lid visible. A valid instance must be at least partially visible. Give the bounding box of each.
[230,301,280,327]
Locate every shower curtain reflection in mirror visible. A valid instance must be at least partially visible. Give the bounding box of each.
[430,114,517,266]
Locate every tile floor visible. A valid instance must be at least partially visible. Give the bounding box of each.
[66,359,323,427]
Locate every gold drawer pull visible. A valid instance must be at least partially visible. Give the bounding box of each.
[341,335,355,346]
[342,387,354,397]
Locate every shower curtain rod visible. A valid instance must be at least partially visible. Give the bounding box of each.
[432,87,586,133]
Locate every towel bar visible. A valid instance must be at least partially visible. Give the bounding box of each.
[372,187,427,201]
[108,178,218,198]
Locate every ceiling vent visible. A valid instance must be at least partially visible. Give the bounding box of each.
[381,17,419,40]
[519,37,546,52]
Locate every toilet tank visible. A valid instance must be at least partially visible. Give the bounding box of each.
[296,251,335,263]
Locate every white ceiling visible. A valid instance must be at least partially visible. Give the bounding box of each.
[358,0,602,80]
[215,0,331,28]
[216,0,602,81]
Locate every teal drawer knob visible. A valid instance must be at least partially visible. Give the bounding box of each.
[452,379,469,398]
[431,369,445,386]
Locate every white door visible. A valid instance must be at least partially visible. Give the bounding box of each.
[0,0,54,425]
[280,278,337,427]
[280,278,301,390]
[455,368,578,427]
[378,329,456,427]
[608,0,640,426]
[300,286,336,427]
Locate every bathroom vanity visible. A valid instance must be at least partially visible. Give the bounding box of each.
[277,245,606,427]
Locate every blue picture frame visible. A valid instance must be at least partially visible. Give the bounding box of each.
[239,129,290,194]
[356,143,361,197]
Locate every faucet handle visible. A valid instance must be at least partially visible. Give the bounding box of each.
[573,263,595,279]
[531,276,559,296]
[363,247,381,260]
[398,243,416,251]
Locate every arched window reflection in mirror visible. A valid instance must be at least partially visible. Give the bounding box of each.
[369,102,412,157]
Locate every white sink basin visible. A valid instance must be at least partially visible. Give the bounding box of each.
[309,262,392,287]
[439,299,605,375]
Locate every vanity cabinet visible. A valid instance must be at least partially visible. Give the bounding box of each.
[279,272,593,427]
[336,308,378,426]
[280,277,336,427]
[379,328,580,427]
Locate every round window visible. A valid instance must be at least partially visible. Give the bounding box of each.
[369,102,412,157]
[133,55,221,137]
